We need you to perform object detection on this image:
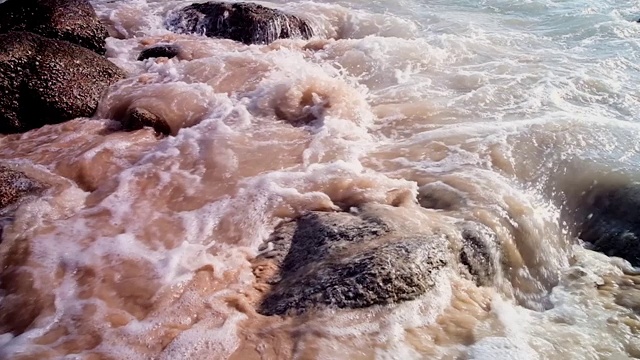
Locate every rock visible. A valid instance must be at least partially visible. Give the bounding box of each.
[0,0,109,54]
[166,2,314,45]
[0,32,125,134]
[253,208,498,316]
[121,107,171,135]
[0,166,43,242]
[579,184,640,267]
[254,211,448,315]
[418,182,469,211]
[137,44,181,61]
[0,166,42,210]
[458,221,499,286]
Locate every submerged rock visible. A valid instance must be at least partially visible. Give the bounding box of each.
[0,32,125,134]
[0,0,109,54]
[579,185,640,267]
[121,107,171,136]
[458,221,499,286]
[166,2,314,45]
[0,166,43,242]
[137,44,181,61]
[253,207,498,316]
[0,166,42,210]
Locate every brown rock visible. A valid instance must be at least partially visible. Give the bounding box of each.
[0,0,109,54]
[166,2,314,45]
[0,32,125,134]
[0,166,43,242]
[0,166,42,210]
[121,107,172,136]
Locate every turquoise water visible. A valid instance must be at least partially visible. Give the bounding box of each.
[374,0,640,188]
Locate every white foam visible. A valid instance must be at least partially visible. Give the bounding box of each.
[2,0,640,357]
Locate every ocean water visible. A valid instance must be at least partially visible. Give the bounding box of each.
[1,0,640,359]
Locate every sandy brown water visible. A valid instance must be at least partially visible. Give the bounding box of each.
[2,0,640,359]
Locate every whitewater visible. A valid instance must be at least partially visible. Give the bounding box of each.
[1,0,640,358]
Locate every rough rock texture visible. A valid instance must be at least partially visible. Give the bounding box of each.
[458,221,499,286]
[0,167,42,210]
[166,2,314,45]
[138,44,181,61]
[0,32,125,134]
[0,0,109,54]
[0,166,43,242]
[253,209,498,316]
[579,185,640,267]
[121,107,172,136]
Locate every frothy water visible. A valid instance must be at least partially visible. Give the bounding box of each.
[1,0,640,359]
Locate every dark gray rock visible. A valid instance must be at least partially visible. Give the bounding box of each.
[255,211,448,315]
[166,2,314,45]
[0,0,109,54]
[0,32,125,134]
[579,184,640,267]
[137,44,181,61]
[121,107,171,136]
[458,221,499,286]
[254,209,498,316]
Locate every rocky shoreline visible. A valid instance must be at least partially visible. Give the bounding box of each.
[0,0,639,355]
[0,0,315,135]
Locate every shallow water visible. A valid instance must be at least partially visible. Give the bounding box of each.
[1,0,640,359]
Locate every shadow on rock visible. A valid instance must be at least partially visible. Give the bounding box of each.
[166,2,314,45]
[0,0,109,54]
[121,107,172,136]
[0,32,125,134]
[253,206,499,316]
[578,184,640,267]
[458,221,499,287]
[137,44,181,61]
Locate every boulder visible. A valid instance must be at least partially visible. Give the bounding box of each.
[137,44,181,61]
[166,2,314,45]
[579,184,640,267]
[0,0,109,54]
[0,32,125,134]
[253,207,498,316]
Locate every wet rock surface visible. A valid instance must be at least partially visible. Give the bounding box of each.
[0,166,43,242]
[0,166,42,210]
[458,221,499,286]
[253,207,498,316]
[166,2,314,45]
[0,32,125,134]
[0,0,109,54]
[137,44,181,61]
[579,184,640,267]
[121,107,172,136]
